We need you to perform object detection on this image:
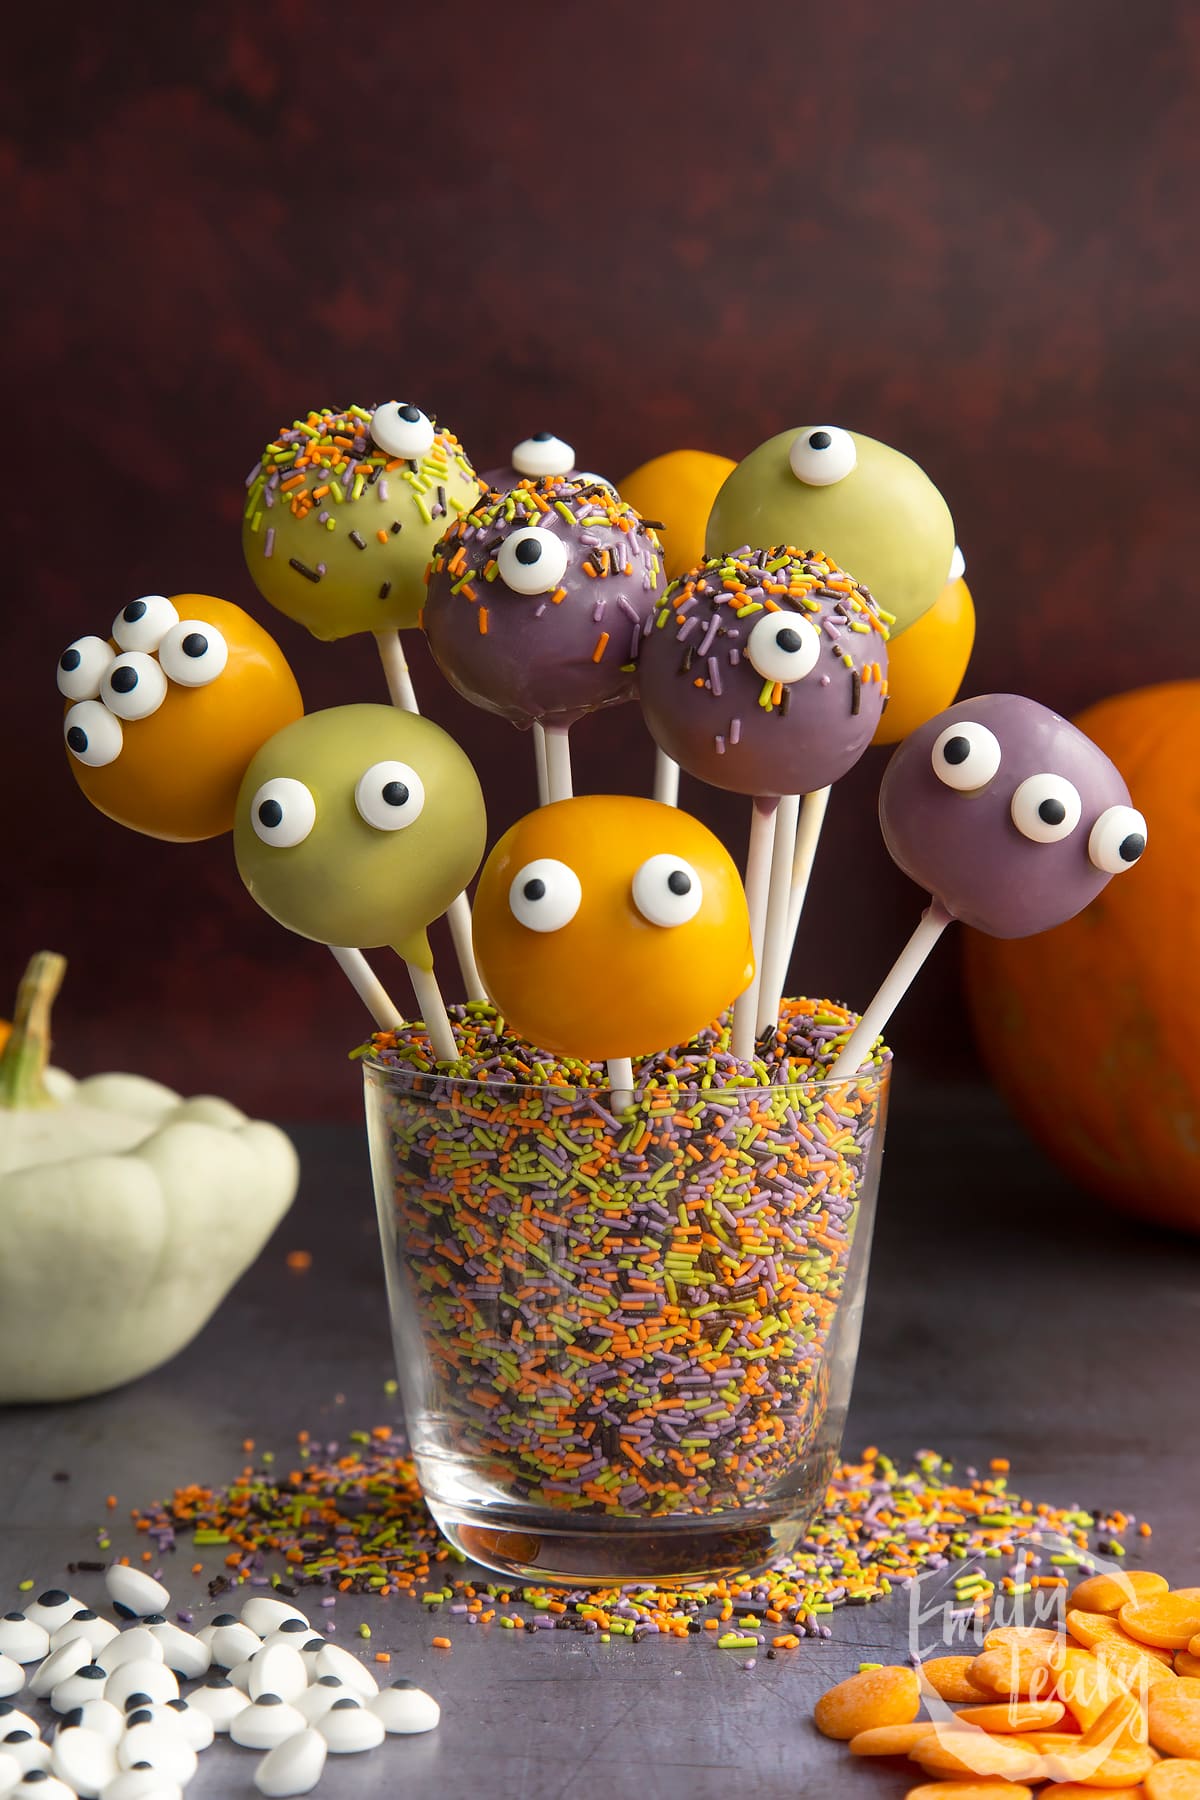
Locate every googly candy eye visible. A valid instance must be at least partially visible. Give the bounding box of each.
[57,635,115,701]
[930,720,1002,792]
[64,700,123,767]
[1010,772,1082,843]
[511,433,575,479]
[508,859,582,933]
[496,527,570,596]
[948,543,966,582]
[100,651,168,722]
[157,621,229,688]
[745,610,822,685]
[787,425,858,487]
[111,595,180,654]
[631,854,703,927]
[354,761,426,831]
[251,778,317,848]
[1088,803,1147,873]
[370,402,435,461]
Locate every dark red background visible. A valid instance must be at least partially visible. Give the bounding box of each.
[2,1,1197,1120]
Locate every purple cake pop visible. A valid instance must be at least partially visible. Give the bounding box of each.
[879,693,1147,937]
[423,476,665,729]
[638,549,891,797]
[480,431,578,492]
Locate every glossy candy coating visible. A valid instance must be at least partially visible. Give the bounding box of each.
[63,595,303,841]
[871,560,975,746]
[639,549,890,797]
[242,404,482,640]
[880,693,1145,936]
[618,448,737,582]
[234,704,486,968]
[472,795,754,1060]
[706,427,954,634]
[423,477,665,730]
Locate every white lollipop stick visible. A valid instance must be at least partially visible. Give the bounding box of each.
[730,796,779,1061]
[533,722,550,806]
[653,747,680,808]
[828,898,953,1080]
[543,721,574,802]
[756,792,800,1036]
[607,1055,634,1112]
[405,962,460,1064]
[785,785,832,951]
[328,948,405,1029]
[371,629,485,1003]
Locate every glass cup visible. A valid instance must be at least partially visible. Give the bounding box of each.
[364,1059,889,1585]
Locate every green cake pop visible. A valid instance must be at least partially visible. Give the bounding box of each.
[234,705,486,1063]
[705,425,954,634]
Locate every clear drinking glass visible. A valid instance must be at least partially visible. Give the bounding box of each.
[364,1059,889,1585]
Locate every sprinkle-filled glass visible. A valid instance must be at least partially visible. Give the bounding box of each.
[364,1061,889,1584]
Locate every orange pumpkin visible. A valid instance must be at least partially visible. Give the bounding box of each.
[963,680,1197,1233]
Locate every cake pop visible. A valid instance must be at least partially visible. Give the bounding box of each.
[480,433,578,491]
[472,795,753,1065]
[423,477,665,801]
[705,426,954,635]
[59,594,303,842]
[234,705,487,1062]
[872,546,975,747]
[242,404,481,643]
[830,693,1147,1077]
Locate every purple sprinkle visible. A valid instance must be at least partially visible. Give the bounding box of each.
[263,527,275,559]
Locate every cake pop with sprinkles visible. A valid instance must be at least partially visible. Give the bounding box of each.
[234,704,486,1060]
[831,693,1147,1077]
[424,476,665,801]
[638,548,891,797]
[471,794,753,1062]
[242,403,482,642]
[706,426,954,635]
[58,593,303,841]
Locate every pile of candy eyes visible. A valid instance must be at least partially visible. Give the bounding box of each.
[0,1567,439,1799]
[58,599,228,770]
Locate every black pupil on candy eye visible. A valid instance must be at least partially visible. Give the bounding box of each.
[381,781,409,807]
[110,666,138,693]
[67,727,87,753]
[1038,798,1066,825]
[123,601,147,623]
[182,633,208,658]
[398,404,420,422]
[809,431,832,450]
[533,431,552,442]
[1120,832,1145,862]
[259,799,284,829]
[515,539,542,565]
[667,870,691,896]
[60,648,81,671]
[523,878,546,902]
[942,736,971,765]
[776,628,803,654]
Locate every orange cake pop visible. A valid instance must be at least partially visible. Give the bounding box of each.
[472,795,753,1062]
[872,547,976,746]
[59,593,303,841]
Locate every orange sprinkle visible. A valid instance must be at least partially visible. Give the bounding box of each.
[374,1652,391,1663]
[478,607,489,635]
[431,1637,452,1650]
[592,632,610,663]
[377,529,390,544]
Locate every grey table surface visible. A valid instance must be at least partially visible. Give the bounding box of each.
[2,1082,1198,1800]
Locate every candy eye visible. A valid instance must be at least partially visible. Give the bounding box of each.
[496,528,570,596]
[64,700,123,767]
[354,760,426,832]
[930,720,1002,792]
[631,854,703,927]
[511,433,575,479]
[100,651,168,721]
[745,610,821,684]
[508,859,582,933]
[1010,772,1082,843]
[57,636,114,701]
[157,621,229,687]
[787,425,858,487]
[948,544,966,582]
[1088,804,1147,873]
[251,777,316,848]
[370,402,435,461]
[111,595,180,653]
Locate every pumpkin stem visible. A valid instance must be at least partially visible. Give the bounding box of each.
[0,951,67,1111]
